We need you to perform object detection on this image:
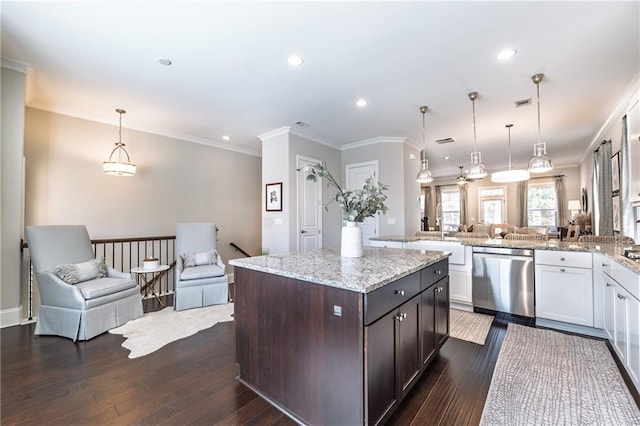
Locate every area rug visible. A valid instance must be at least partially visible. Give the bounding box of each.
[109,303,234,359]
[480,323,640,425]
[450,308,493,345]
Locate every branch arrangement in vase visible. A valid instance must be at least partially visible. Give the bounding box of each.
[299,163,389,222]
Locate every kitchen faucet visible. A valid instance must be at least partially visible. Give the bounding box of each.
[435,203,444,240]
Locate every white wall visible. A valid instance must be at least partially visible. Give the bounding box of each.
[1,66,26,327]
[403,143,422,236]
[24,108,263,265]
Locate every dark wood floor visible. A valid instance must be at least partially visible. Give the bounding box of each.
[0,301,633,426]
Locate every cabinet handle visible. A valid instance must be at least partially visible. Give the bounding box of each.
[618,294,626,300]
[434,269,442,275]
[606,283,613,287]
[395,313,406,322]
[395,289,405,296]
[602,263,609,267]
[560,257,566,261]
[559,268,565,272]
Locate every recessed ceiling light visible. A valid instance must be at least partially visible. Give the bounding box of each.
[158,57,172,66]
[287,55,304,66]
[443,156,451,161]
[222,135,231,141]
[497,49,517,61]
[356,99,368,108]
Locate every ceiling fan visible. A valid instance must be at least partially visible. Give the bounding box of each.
[456,166,482,185]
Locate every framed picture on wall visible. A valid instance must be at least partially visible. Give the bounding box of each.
[265,182,283,212]
[611,152,620,193]
[612,194,621,232]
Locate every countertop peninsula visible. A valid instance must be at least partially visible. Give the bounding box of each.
[371,234,640,274]
[229,246,450,293]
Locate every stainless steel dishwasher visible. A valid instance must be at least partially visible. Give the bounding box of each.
[472,246,534,317]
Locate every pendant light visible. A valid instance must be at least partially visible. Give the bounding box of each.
[456,166,467,185]
[528,73,553,173]
[416,105,434,184]
[103,108,136,176]
[466,92,487,180]
[491,124,530,182]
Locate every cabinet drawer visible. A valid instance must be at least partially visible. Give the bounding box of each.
[535,250,592,269]
[364,271,420,325]
[614,261,640,301]
[599,255,614,278]
[420,259,448,291]
[370,240,404,249]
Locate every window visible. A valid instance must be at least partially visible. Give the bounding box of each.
[440,187,460,232]
[478,186,506,224]
[528,182,557,226]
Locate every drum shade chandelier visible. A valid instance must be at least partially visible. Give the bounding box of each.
[491,124,530,183]
[528,73,553,173]
[415,105,434,184]
[103,108,136,176]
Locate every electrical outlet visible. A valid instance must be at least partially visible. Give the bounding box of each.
[333,305,342,317]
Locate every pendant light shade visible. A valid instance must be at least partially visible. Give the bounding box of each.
[456,166,467,185]
[528,73,553,173]
[103,108,136,176]
[416,105,433,184]
[491,124,530,183]
[466,92,487,180]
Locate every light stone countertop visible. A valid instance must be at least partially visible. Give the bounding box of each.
[372,235,640,274]
[229,246,450,293]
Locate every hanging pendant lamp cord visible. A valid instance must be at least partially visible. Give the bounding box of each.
[507,125,512,170]
[472,98,478,151]
[536,81,542,144]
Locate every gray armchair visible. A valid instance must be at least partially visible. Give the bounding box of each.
[175,223,228,311]
[25,225,143,341]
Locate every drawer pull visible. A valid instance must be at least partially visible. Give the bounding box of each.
[606,283,613,287]
[602,263,609,267]
[394,289,405,296]
[560,268,565,272]
[434,269,442,275]
[618,294,626,300]
[395,313,407,322]
[560,257,566,261]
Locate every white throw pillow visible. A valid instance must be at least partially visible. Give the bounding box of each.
[182,249,218,267]
[55,257,107,284]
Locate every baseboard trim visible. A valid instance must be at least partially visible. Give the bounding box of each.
[227,273,234,284]
[536,318,606,339]
[0,306,22,328]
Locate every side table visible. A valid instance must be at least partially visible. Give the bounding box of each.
[131,264,171,307]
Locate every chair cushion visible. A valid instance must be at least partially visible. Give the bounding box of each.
[182,249,218,267]
[75,277,137,300]
[180,264,225,280]
[55,257,107,284]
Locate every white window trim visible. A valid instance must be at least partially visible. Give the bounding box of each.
[478,185,507,224]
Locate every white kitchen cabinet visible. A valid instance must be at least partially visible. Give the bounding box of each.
[405,241,472,310]
[602,262,640,392]
[535,250,593,326]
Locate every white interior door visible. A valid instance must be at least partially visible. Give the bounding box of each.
[346,161,379,246]
[297,156,322,251]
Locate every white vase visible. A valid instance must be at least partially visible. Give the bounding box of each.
[341,221,363,257]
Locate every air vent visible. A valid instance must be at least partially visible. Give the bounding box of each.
[295,121,310,127]
[435,137,456,144]
[515,98,532,107]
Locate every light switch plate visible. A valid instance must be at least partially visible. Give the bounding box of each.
[333,305,342,317]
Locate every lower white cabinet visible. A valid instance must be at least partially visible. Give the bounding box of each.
[603,268,640,389]
[370,240,404,249]
[535,250,594,327]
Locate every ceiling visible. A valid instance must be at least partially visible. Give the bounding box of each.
[2,1,639,178]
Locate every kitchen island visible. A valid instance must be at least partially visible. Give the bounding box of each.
[230,247,450,425]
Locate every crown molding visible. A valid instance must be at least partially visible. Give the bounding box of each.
[258,126,341,150]
[258,126,291,142]
[582,72,640,164]
[1,57,29,73]
[27,103,261,157]
[342,136,421,151]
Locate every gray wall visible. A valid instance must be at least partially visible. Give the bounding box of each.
[1,66,26,326]
[24,107,262,269]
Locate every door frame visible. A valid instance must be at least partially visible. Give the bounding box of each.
[346,160,380,244]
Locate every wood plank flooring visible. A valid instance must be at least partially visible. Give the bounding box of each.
[1,303,635,426]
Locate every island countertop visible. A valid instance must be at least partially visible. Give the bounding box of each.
[229,246,450,293]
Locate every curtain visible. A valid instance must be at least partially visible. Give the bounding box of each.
[518,181,528,227]
[459,184,468,228]
[593,139,613,236]
[435,186,442,231]
[555,176,567,226]
[424,186,433,230]
[620,115,634,238]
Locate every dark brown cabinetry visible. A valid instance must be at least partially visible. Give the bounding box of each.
[235,257,450,426]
